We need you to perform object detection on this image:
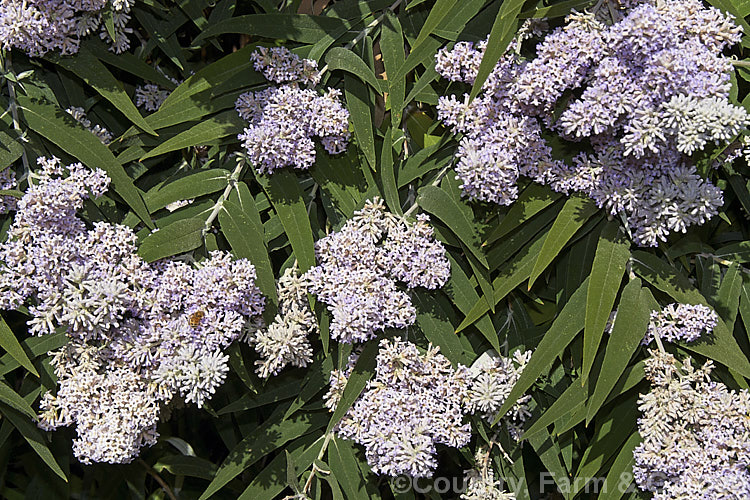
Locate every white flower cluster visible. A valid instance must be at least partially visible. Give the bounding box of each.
[642,303,718,345]
[248,265,315,378]
[464,350,533,440]
[634,349,750,498]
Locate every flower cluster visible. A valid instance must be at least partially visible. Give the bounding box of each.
[633,349,750,498]
[66,107,113,144]
[462,449,517,500]
[235,47,350,174]
[0,157,265,464]
[464,350,532,440]
[643,303,718,345]
[135,84,171,112]
[247,265,315,378]
[0,168,18,215]
[0,0,134,56]
[331,339,472,478]
[135,71,181,112]
[303,198,451,343]
[436,1,744,246]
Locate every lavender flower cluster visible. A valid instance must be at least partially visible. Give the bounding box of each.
[329,339,472,478]
[303,197,451,343]
[642,303,718,345]
[634,349,750,498]
[247,265,315,378]
[235,47,350,174]
[0,0,134,56]
[0,168,18,214]
[436,1,745,246]
[325,345,535,478]
[0,157,265,464]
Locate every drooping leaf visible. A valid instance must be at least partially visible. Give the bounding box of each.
[18,95,153,229]
[585,281,653,424]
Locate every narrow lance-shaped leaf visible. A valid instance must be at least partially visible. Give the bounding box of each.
[585,280,653,424]
[344,73,377,171]
[417,185,488,268]
[528,195,600,288]
[49,48,157,136]
[493,278,589,424]
[255,170,316,272]
[18,96,153,229]
[138,218,205,262]
[583,221,630,382]
[470,0,527,99]
[1,404,67,482]
[0,315,38,377]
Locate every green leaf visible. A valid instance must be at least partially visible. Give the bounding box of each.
[344,73,377,170]
[193,14,348,44]
[84,40,177,90]
[256,170,316,272]
[583,221,630,381]
[325,47,385,92]
[217,379,301,415]
[238,435,325,500]
[0,333,67,378]
[49,48,157,136]
[1,404,67,482]
[138,217,205,262]
[599,432,641,500]
[0,381,37,419]
[0,131,24,170]
[413,291,465,364]
[381,11,406,126]
[571,396,638,496]
[494,278,589,423]
[486,183,561,244]
[144,169,230,214]
[0,315,38,377]
[326,339,379,434]
[411,0,457,53]
[585,280,652,424]
[457,231,547,333]
[469,0,526,98]
[18,96,153,230]
[219,185,276,303]
[523,379,586,439]
[199,412,328,500]
[715,262,742,331]
[444,255,498,351]
[529,195,600,288]
[380,128,401,215]
[417,184,487,267]
[154,455,218,480]
[330,437,368,499]
[140,110,244,160]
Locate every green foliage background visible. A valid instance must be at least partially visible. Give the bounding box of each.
[1,0,750,498]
